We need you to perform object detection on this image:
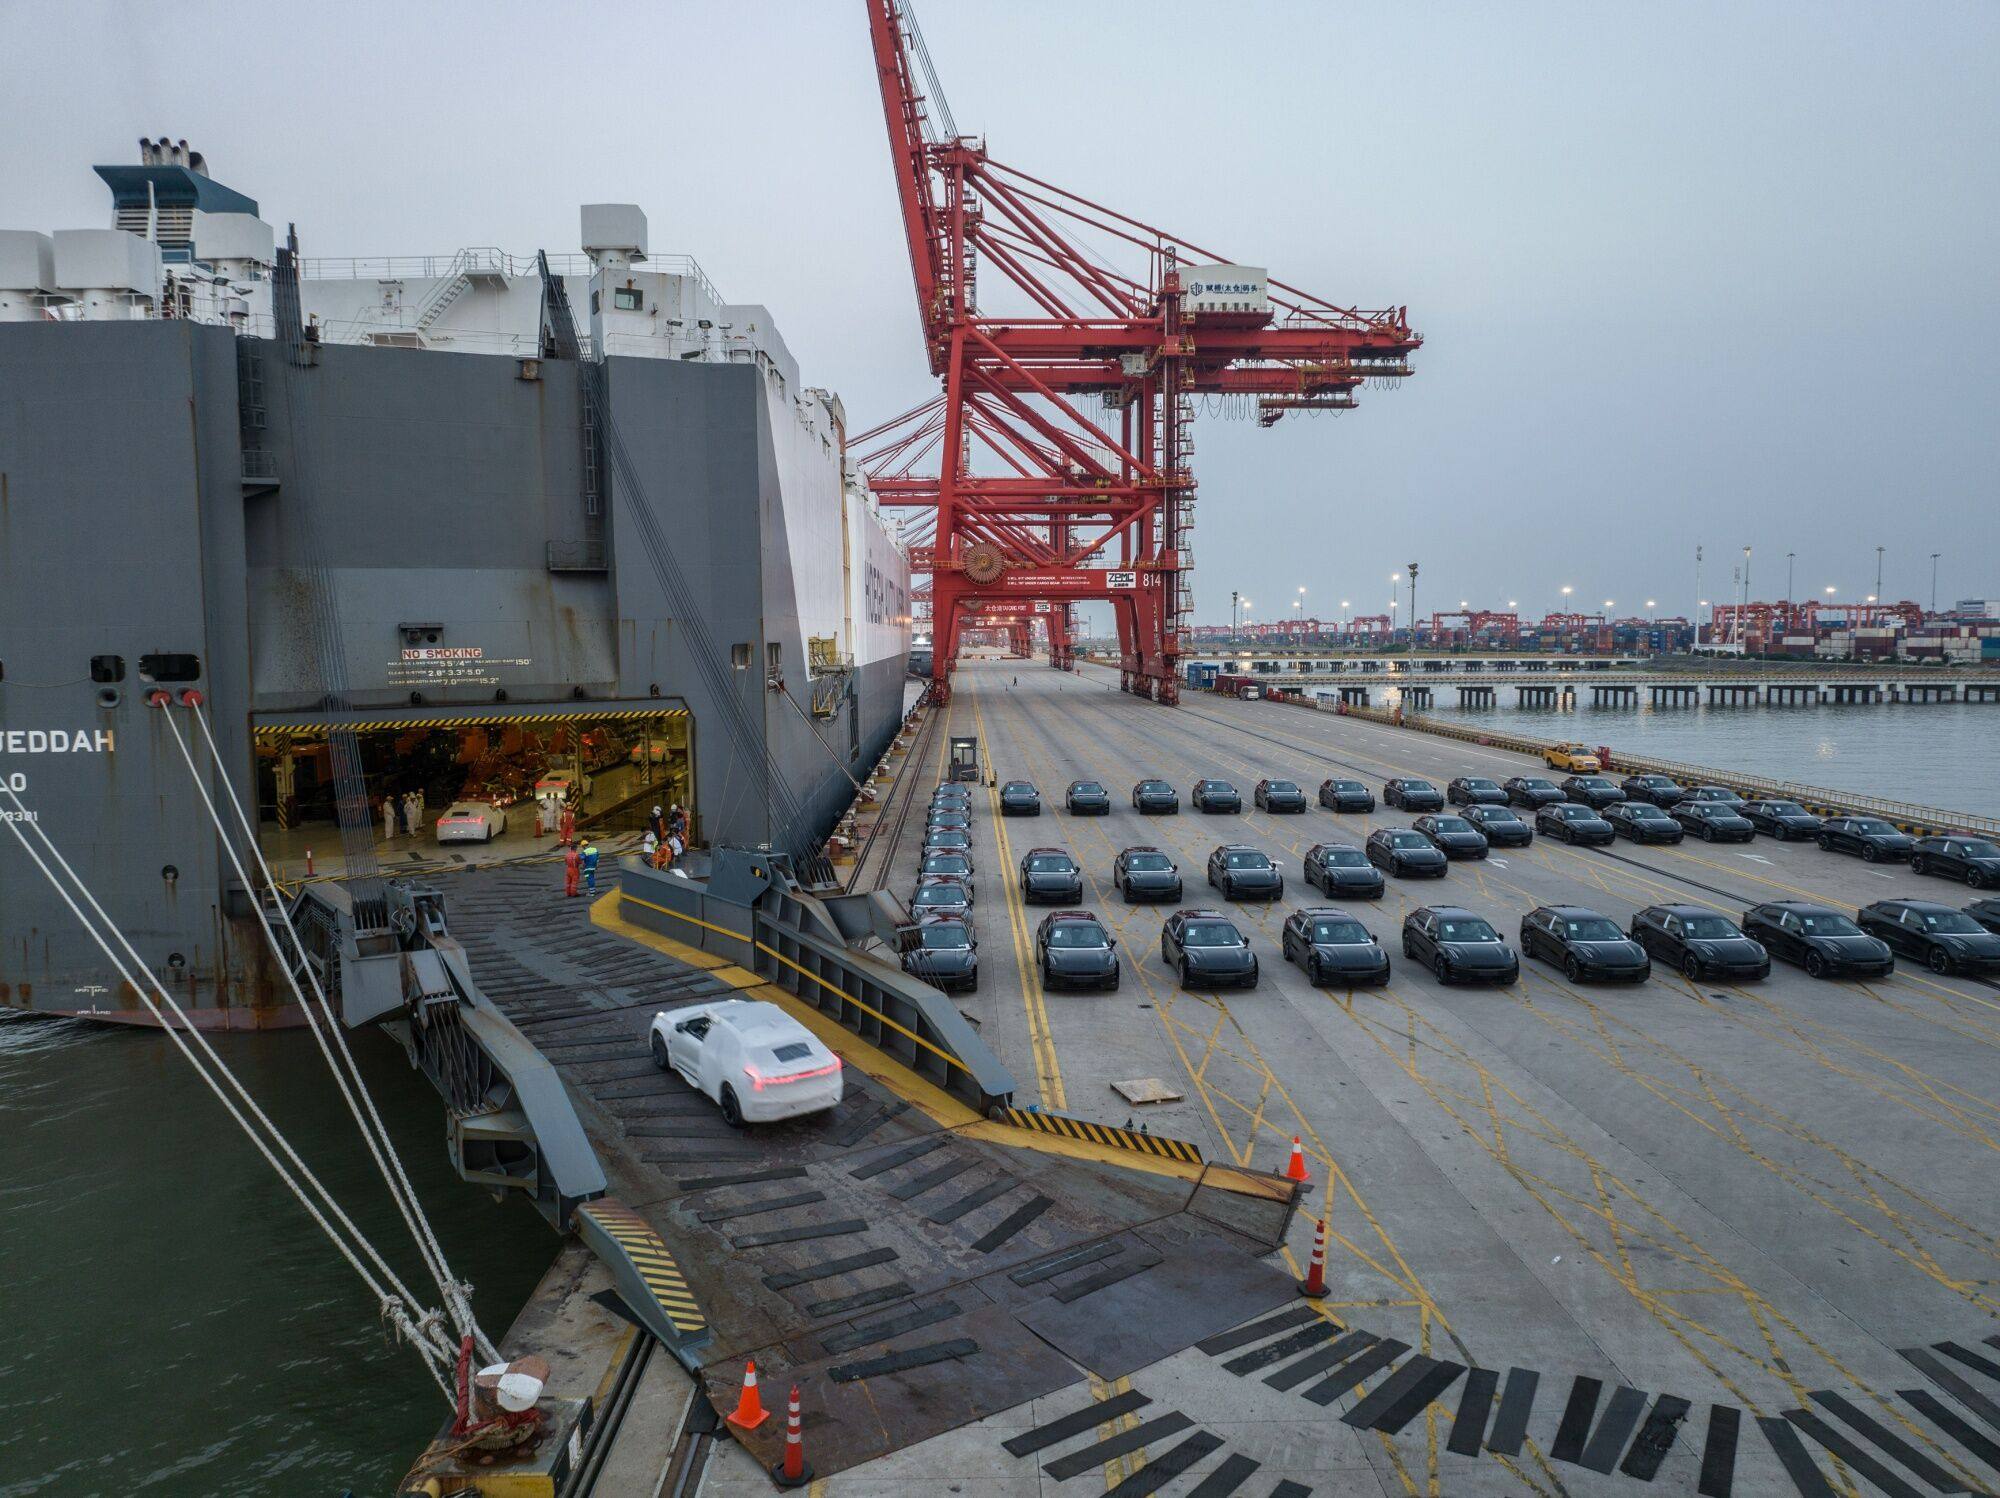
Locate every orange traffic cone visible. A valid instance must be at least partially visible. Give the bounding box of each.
[770,1383,813,1487]
[724,1358,770,1430]
[1284,1135,1312,1187]
[1299,1212,1328,1299]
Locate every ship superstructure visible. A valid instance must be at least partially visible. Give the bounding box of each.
[0,142,909,1021]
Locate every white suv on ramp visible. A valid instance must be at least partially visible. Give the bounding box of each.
[648,999,843,1126]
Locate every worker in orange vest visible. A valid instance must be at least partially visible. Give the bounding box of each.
[563,841,582,898]
[558,803,576,846]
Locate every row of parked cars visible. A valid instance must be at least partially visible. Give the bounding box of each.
[908,780,982,991]
[905,774,2000,999]
[914,887,2000,997]
[996,769,2000,890]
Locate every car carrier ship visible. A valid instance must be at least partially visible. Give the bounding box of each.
[0,140,911,1023]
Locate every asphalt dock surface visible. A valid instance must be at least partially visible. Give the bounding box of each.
[701,657,2000,1494]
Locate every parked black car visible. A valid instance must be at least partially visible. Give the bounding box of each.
[1064,780,1111,816]
[902,916,978,993]
[1858,899,2000,976]
[1284,908,1390,987]
[1303,842,1387,899]
[1208,845,1285,900]
[1966,898,2000,935]
[1401,906,1519,985]
[1604,801,1685,845]
[1132,778,1180,814]
[930,788,972,812]
[1620,773,1685,808]
[1368,827,1449,878]
[910,876,972,920]
[1817,815,1915,862]
[999,781,1042,816]
[1462,804,1534,847]
[1911,835,2000,889]
[1161,909,1259,988]
[1504,776,1566,809]
[1740,799,1824,840]
[1447,776,1508,807]
[1019,847,1083,903]
[923,826,971,854]
[1743,902,1894,979]
[1561,775,1627,810]
[1537,802,1615,845]
[1036,910,1121,990]
[1520,905,1651,982]
[1254,778,1308,813]
[1113,846,1183,902]
[917,850,976,897]
[1383,777,1446,812]
[1413,813,1490,860]
[1684,785,1748,806]
[1671,801,1755,843]
[1318,778,1376,813]
[926,807,971,831]
[1630,905,1768,980]
[1192,778,1242,813]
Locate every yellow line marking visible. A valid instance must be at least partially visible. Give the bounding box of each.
[972,684,1067,1109]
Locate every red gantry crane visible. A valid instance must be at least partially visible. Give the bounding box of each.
[857,0,1420,702]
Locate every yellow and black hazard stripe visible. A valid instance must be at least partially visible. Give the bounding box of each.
[1001,1107,1202,1164]
[252,707,688,742]
[575,1199,706,1337]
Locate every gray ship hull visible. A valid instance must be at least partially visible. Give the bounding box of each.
[0,321,906,1019]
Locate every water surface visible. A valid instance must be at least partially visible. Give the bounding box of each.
[1386,692,1999,817]
[0,1019,554,1497]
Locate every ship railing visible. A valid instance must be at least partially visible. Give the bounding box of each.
[298,250,593,281]
[296,249,726,304]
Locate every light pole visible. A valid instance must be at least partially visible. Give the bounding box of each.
[1231,589,1240,638]
[1407,562,1420,665]
[1786,551,1795,605]
[1693,544,1703,642]
[1930,552,1941,614]
[1875,545,1885,601]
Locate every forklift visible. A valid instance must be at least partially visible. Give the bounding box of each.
[947,735,982,784]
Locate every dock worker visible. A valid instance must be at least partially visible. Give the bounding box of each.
[404,788,424,838]
[648,805,667,844]
[563,841,581,898]
[668,803,687,841]
[381,793,397,842]
[581,840,600,894]
[641,829,658,865]
[559,802,576,845]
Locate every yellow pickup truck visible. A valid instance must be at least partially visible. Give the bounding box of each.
[1543,742,1602,773]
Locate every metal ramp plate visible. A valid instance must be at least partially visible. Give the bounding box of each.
[437,867,1303,1480]
[574,1198,710,1369]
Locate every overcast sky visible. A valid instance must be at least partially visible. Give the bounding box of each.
[7,0,1996,627]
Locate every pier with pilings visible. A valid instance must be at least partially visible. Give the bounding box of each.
[1280,665,2000,712]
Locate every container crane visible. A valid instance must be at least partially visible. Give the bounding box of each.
[856,0,1419,702]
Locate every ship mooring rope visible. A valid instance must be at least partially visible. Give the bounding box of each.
[0,783,457,1397]
[161,700,496,1365]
